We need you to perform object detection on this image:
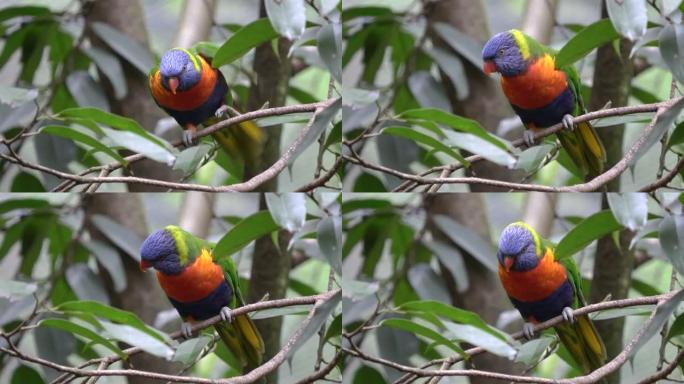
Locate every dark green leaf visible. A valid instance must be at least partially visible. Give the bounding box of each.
[41,125,125,164]
[432,215,498,272]
[11,365,44,384]
[383,126,467,165]
[265,0,306,40]
[213,18,279,67]
[317,214,342,274]
[556,210,622,259]
[265,193,306,233]
[660,23,684,85]
[11,172,45,192]
[555,19,619,68]
[91,214,143,260]
[39,318,125,358]
[0,6,50,23]
[381,318,466,356]
[214,210,279,256]
[607,193,648,231]
[91,22,153,74]
[659,214,684,275]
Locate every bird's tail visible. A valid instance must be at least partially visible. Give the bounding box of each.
[214,313,265,372]
[211,120,264,180]
[555,314,606,379]
[558,121,606,181]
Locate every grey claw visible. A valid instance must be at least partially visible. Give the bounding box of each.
[523,130,536,147]
[220,307,233,323]
[523,322,536,340]
[562,114,575,132]
[562,307,576,324]
[181,322,193,339]
[183,131,196,147]
[215,105,229,119]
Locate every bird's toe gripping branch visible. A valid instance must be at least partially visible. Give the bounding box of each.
[562,114,576,132]
[523,130,537,147]
[220,306,233,323]
[182,130,197,148]
[215,105,229,119]
[523,322,536,340]
[562,307,576,324]
[181,322,194,339]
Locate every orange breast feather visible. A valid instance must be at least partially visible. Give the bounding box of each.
[498,248,568,302]
[500,55,568,110]
[149,56,217,112]
[156,249,225,303]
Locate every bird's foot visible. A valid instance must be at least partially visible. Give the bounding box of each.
[562,114,576,132]
[182,130,197,148]
[219,306,233,323]
[562,307,576,324]
[523,322,536,340]
[181,322,194,339]
[523,130,536,147]
[214,105,230,119]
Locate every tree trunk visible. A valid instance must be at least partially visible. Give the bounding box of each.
[426,0,522,191]
[84,194,183,382]
[426,194,520,383]
[87,0,181,190]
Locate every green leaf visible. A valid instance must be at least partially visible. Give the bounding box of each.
[424,46,468,100]
[265,0,305,40]
[173,142,212,173]
[318,22,342,82]
[65,264,110,304]
[90,214,143,260]
[100,320,173,359]
[383,126,467,165]
[667,121,684,150]
[444,130,516,167]
[659,214,684,275]
[400,108,508,150]
[265,193,306,233]
[317,214,342,274]
[381,318,466,357]
[11,172,45,192]
[91,22,153,74]
[0,86,38,107]
[213,18,279,67]
[659,23,684,85]
[101,127,176,165]
[288,98,342,166]
[285,290,341,363]
[0,6,50,23]
[555,19,619,68]
[39,318,125,358]
[593,306,653,320]
[444,321,516,358]
[0,198,50,215]
[66,71,110,111]
[11,365,44,384]
[82,240,127,293]
[423,240,469,293]
[666,311,684,343]
[629,97,684,169]
[82,47,127,100]
[516,336,555,365]
[254,112,312,127]
[251,304,311,319]
[41,125,126,164]
[407,264,450,303]
[214,210,279,256]
[173,335,212,364]
[606,0,647,41]
[353,365,385,384]
[607,193,648,231]
[432,215,498,272]
[628,289,684,360]
[555,210,622,260]
[515,143,555,172]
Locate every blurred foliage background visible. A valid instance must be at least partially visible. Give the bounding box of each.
[342,192,684,383]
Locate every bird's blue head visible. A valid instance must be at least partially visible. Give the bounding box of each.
[482,30,529,77]
[140,228,183,275]
[158,48,202,94]
[497,222,541,272]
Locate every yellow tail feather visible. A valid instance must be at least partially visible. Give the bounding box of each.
[215,313,264,370]
[555,314,606,376]
[211,120,264,177]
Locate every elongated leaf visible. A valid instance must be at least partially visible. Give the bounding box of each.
[659,23,684,84]
[424,240,469,293]
[83,240,127,293]
[285,290,341,363]
[39,318,125,358]
[91,214,143,260]
[91,22,153,74]
[213,18,279,67]
[251,305,311,320]
[288,98,341,165]
[432,215,498,272]
[82,46,127,100]
[555,210,622,260]
[265,193,306,233]
[555,19,619,68]
[214,210,279,256]
[424,46,468,100]
[628,289,684,360]
[265,0,305,40]
[66,71,110,111]
[66,264,109,304]
[659,215,684,275]
[102,127,176,165]
[101,320,173,359]
[445,130,516,167]
[607,193,648,231]
[431,22,483,69]
[318,22,342,82]
[407,264,450,303]
[629,97,684,169]
[383,126,467,165]
[0,280,37,301]
[516,336,555,365]
[317,214,342,274]
[444,322,515,358]
[606,0,647,41]
[41,125,125,164]
[173,335,212,364]
[0,86,38,107]
[381,318,466,356]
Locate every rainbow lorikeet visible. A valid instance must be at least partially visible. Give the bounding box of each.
[497,222,606,376]
[482,29,606,180]
[140,225,264,369]
[148,48,263,175]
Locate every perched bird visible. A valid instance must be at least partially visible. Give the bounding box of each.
[482,29,606,180]
[148,48,263,176]
[497,222,606,376]
[140,225,264,369]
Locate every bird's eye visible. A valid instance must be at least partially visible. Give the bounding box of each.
[497,49,505,57]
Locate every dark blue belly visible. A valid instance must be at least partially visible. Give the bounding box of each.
[511,87,575,128]
[509,280,574,322]
[168,280,233,321]
[164,72,228,126]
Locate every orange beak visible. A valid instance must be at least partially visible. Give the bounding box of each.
[504,257,514,272]
[168,77,179,94]
[483,60,497,74]
[140,260,152,271]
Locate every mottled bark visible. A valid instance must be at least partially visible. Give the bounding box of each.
[84,194,182,382]
[246,6,293,189]
[247,195,292,383]
[588,9,634,192]
[87,0,181,190]
[426,0,522,191]
[426,194,521,382]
